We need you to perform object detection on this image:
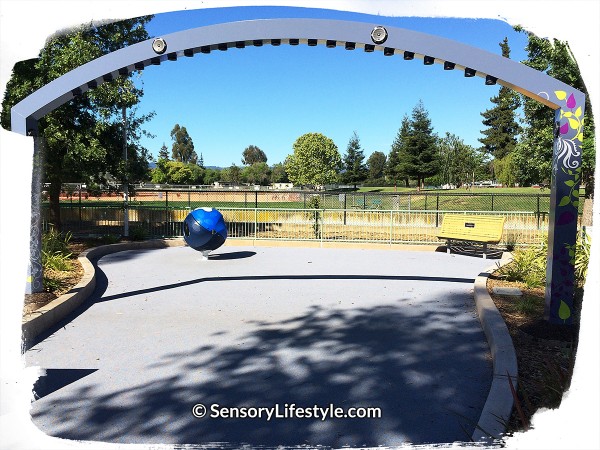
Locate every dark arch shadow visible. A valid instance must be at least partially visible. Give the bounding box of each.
[208,251,256,260]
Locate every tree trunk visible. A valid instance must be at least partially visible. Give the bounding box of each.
[48,181,62,231]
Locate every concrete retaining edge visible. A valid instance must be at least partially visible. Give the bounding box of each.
[21,238,185,348]
[472,253,518,445]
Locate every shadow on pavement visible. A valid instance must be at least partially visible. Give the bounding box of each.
[30,297,491,447]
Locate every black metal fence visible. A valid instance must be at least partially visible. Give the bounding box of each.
[57,188,553,213]
[44,188,560,240]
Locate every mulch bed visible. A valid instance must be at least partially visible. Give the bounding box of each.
[487,274,580,436]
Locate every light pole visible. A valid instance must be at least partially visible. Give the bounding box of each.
[121,102,129,238]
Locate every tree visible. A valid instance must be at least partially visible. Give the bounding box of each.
[366,151,387,181]
[404,101,439,189]
[493,153,518,187]
[151,160,204,185]
[437,133,484,187]
[242,162,271,185]
[342,131,368,188]
[242,145,267,165]
[270,162,289,184]
[285,133,342,188]
[1,17,154,230]
[513,27,595,194]
[479,38,522,160]
[158,142,170,160]
[204,168,221,186]
[221,164,242,184]
[386,115,412,187]
[170,124,198,164]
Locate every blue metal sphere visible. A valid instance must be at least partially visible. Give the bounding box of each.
[182,207,227,252]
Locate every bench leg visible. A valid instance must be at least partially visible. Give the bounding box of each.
[447,240,451,255]
[483,243,487,259]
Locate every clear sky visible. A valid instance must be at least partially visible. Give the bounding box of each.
[132,6,530,168]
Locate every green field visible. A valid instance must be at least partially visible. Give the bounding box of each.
[358,186,553,195]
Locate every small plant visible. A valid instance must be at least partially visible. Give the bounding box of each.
[96,234,120,245]
[42,250,72,271]
[498,241,547,288]
[42,228,72,255]
[42,274,69,293]
[573,229,591,286]
[513,295,543,315]
[128,225,148,241]
[504,230,521,252]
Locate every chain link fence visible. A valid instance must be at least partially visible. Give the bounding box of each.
[43,187,563,246]
[55,187,554,213]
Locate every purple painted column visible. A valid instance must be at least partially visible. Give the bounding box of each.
[545,90,585,324]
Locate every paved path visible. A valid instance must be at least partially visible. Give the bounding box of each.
[26,245,494,447]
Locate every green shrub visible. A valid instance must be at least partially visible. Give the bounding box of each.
[42,276,67,293]
[42,229,72,255]
[574,229,591,286]
[128,225,148,241]
[96,234,120,245]
[499,229,591,289]
[498,241,547,288]
[42,250,72,271]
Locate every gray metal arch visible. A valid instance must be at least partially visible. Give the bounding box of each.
[10,18,584,135]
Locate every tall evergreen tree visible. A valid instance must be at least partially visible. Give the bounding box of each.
[170,124,198,164]
[342,131,368,188]
[479,38,522,161]
[158,142,169,160]
[366,151,387,180]
[386,115,412,187]
[404,101,439,189]
[512,28,595,195]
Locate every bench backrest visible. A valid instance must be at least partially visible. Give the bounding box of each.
[438,214,505,243]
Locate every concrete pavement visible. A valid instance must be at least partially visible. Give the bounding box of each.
[25,245,495,447]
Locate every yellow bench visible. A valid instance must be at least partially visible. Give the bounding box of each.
[437,214,505,258]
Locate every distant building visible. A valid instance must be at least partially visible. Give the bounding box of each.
[271,182,294,190]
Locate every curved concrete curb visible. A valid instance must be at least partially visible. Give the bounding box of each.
[21,238,185,348]
[472,254,518,445]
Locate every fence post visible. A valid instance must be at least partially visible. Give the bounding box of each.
[436,195,440,227]
[363,193,366,210]
[537,195,541,230]
[491,194,495,211]
[390,210,393,245]
[255,191,258,209]
[188,190,191,210]
[165,190,169,236]
[343,194,347,225]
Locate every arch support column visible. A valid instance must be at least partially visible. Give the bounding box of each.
[25,132,44,294]
[545,91,585,324]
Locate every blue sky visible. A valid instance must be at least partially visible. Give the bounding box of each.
[132,7,529,168]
